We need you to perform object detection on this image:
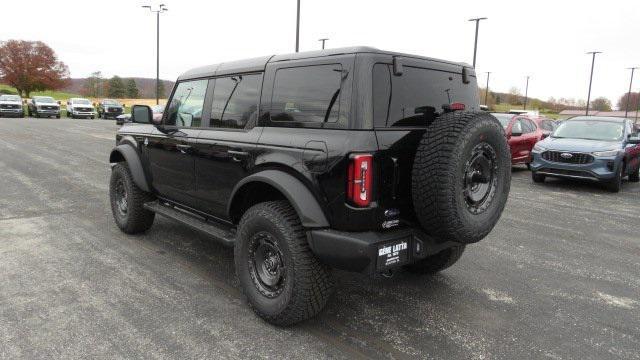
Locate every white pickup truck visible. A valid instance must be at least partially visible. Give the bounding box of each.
[66,98,96,119]
[0,94,24,118]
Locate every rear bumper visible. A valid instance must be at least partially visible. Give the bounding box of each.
[307,227,460,274]
[530,152,619,181]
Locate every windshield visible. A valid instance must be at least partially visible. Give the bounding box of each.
[34,97,55,103]
[492,114,512,128]
[552,120,624,141]
[103,100,119,105]
[0,95,21,101]
[73,99,91,105]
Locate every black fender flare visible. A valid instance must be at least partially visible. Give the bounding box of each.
[228,170,329,228]
[109,144,150,192]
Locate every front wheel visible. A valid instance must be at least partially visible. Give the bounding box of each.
[532,171,546,183]
[605,165,623,192]
[629,164,639,182]
[109,163,156,233]
[235,201,333,326]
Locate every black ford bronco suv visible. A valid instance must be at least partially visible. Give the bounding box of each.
[109,47,510,325]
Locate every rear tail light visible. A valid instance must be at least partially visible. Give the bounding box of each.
[347,154,373,207]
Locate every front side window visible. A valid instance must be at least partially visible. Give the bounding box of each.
[373,64,477,127]
[165,79,208,127]
[271,64,342,124]
[210,74,261,129]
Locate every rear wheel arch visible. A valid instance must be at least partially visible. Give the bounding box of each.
[228,170,329,228]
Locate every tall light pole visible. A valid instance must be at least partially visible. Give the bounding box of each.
[142,3,168,105]
[468,17,487,68]
[295,0,300,52]
[523,76,530,110]
[484,71,491,106]
[625,67,638,117]
[585,51,602,116]
[318,38,329,50]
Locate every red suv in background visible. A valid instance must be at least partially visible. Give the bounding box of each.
[492,113,553,167]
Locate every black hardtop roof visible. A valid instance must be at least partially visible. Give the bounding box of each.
[177,46,472,81]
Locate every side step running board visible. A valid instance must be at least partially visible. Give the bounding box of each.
[144,201,236,247]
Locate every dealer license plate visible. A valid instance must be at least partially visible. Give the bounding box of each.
[377,240,409,269]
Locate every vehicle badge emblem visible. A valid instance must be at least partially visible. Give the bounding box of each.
[560,152,573,159]
[144,138,149,146]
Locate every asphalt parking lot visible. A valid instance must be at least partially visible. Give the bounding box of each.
[1,117,639,359]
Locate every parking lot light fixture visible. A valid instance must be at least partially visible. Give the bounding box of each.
[142,4,168,105]
[585,51,602,116]
[295,0,300,52]
[468,17,487,68]
[523,76,530,110]
[319,38,329,50]
[625,67,638,118]
[484,72,491,106]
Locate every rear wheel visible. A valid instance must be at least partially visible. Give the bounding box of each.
[411,111,511,244]
[109,163,155,233]
[235,201,333,326]
[404,246,465,274]
[532,171,546,183]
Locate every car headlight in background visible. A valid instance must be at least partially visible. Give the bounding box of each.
[592,150,619,157]
[532,143,547,153]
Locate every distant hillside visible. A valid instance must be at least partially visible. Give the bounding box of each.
[62,77,175,98]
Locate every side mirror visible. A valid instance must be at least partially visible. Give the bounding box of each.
[541,132,550,139]
[131,105,153,124]
[628,134,640,144]
[57,100,61,105]
[93,102,97,107]
[392,56,403,76]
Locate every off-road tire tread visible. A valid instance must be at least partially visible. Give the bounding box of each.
[109,163,155,234]
[411,111,511,244]
[236,200,333,326]
[405,246,466,274]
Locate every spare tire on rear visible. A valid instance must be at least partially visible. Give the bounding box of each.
[411,111,510,244]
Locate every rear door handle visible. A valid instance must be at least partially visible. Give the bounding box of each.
[227,150,249,157]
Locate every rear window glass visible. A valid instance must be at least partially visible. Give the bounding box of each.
[271,64,342,124]
[373,64,477,127]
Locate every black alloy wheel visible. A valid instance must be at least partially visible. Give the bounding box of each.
[462,142,498,215]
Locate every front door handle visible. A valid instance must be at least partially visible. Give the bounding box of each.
[176,144,192,153]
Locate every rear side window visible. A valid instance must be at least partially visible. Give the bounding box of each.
[271,64,342,123]
[522,119,536,133]
[539,120,555,131]
[165,79,208,127]
[373,64,477,127]
[210,74,261,129]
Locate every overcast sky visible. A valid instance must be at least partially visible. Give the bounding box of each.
[2,0,639,106]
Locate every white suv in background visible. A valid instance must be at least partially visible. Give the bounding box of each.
[66,98,96,119]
